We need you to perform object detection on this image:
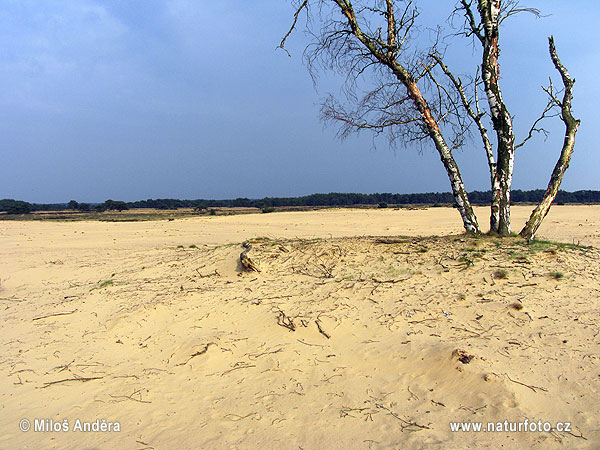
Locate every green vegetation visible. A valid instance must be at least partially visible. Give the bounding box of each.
[90,278,114,291]
[0,199,33,214]
[2,189,600,216]
[518,238,591,254]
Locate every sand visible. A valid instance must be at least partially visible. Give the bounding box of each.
[1,205,599,449]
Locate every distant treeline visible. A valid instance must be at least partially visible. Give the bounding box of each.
[1,190,600,214]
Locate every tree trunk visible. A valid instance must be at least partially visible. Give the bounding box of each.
[478,0,516,236]
[403,81,480,234]
[490,170,500,232]
[520,37,580,240]
[432,55,498,234]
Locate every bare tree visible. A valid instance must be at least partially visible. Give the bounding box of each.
[282,0,579,238]
[519,37,580,239]
[282,0,481,233]
[455,1,579,238]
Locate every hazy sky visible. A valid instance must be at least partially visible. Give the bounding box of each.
[0,1,598,203]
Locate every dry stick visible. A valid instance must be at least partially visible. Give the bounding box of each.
[407,386,419,401]
[297,339,327,348]
[220,363,256,377]
[387,410,431,431]
[195,268,219,278]
[52,359,76,373]
[248,348,283,360]
[175,343,213,366]
[563,428,587,440]
[504,374,548,393]
[33,310,77,321]
[41,376,104,388]
[315,320,331,339]
[371,277,411,284]
[276,310,295,331]
[110,389,152,404]
[9,369,37,376]
[452,325,498,337]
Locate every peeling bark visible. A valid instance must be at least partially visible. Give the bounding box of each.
[477,0,515,235]
[520,37,580,240]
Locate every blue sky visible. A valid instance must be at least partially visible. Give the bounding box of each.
[0,1,598,203]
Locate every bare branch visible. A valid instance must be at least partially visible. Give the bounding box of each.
[284,0,481,233]
[514,83,558,150]
[279,0,309,56]
[431,54,494,171]
[456,0,484,43]
[498,1,543,24]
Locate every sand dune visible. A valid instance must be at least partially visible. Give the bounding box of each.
[1,205,599,449]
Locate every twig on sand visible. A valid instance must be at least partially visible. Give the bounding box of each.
[297,338,327,347]
[276,310,295,331]
[451,325,498,338]
[220,362,256,376]
[248,347,284,360]
[315,320,331,339]
[175,343,213,366]
[224,412,259,421]
[110,388,152,403]
[504,374,548,393]
[135,439,155,450]
[388,411,432,432]
[195,268,220,278]
[33,310,77,321]
[41,375,104,388]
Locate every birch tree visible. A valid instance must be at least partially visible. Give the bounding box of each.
[455,1,580,238]
[282,0,481,233]
[282,0,579,238]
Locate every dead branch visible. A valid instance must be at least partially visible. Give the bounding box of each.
[175,343,213,366]
[33,310,77,321]
[110,389,152,404]
[297,338,327,347]
[248,347,284,360]
[240,242,260,272]
[41,375,104,388]
[514,86,557,150]
[195,268,220,278]
[276,310,296,331]
[505,374,548,393]
[279,0,308,56]
[220,362,256,377]
[520,36,581,239]
[315,320,331,339]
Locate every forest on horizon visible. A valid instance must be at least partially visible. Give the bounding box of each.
[1,189,600,214]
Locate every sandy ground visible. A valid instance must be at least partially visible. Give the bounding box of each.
[1,205,599,449]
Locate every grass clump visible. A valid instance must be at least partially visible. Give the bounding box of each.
[90,278,114,291]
